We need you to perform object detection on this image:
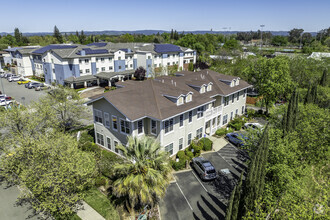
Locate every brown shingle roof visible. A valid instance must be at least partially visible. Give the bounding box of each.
[89,70,251,121]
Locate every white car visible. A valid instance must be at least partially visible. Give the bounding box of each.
[8,76,21,82]
[0,99,12,106]
[244,122,263,130]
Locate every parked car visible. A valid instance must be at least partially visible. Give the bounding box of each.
[0,94,11,100]
[226,132,248,147]
[34,84,48,91]
[28,82,43,89]
[192,157,217,181]
[8,76,21,82]
[25,82,34,88]
[17,79,31,85]
[244,122,263,130]
[6,74,16,79]
[0,99,12,106]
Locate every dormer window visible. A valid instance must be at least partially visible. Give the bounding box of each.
[177,96,184,106]
[200,86,206,93]
[207,83,212,91]
[186,93,192,102]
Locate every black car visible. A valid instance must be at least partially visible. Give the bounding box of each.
[192,157,217,181]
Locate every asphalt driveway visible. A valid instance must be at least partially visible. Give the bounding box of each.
[0,77,46,105]
[160,144,249,220]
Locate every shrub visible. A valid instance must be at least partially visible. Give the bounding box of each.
[177,150,186,159]
[228,117,244,131]
[185,150,194,160]
[190,142,202,157]
[95,176,107,187]
[171,159,186,171]
[99,149,124,178]
[215,128,227,136]
[104,86,110,90]
[198,138,213,151]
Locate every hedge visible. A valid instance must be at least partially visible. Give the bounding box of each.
[215,127,234,136]
[198,138,213,151]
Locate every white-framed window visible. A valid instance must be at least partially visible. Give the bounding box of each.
[114,140,119,153]
[179,114,184,127]
[148,56,151,59]
[224,96,229,106]
[118,57,121,60]
[80,70,82,74]
[101,58,105,62]
[112,116,118,131]
[165,143,173,155]
[101,67,105,71]
[186,94,192,102]
[196,127,203,139]
[237,92,240,101]
[177,97,184,105]
[106,137,111,149]
[125,65,128,68]
[104,112,110,128]
[119,66,122,70]
[130,64,133,68]
[217,115,221,126]
[137,120,143,134]
[79,59,82,64]
[120,119,130,134]
[96,58,99,62]
[109,57,112,61]
[232,94,235,103]
[197,106,204,119]
[243,89,247,98]
[86,69,90,73]
[179,137,183,150]
[230,112,233,120]
[85,59,89,63]
[242,106,245,114]
[207,84,212,91]
[96,68,99,72]
[151,120,157,135]
[96,133,104,146]
[187,133,192,145]
[94,109,103,124]
[200,86,205,93]
[235,109,238,116]
[164,118,174,134]
[109,66,113,70]
[188,111,193,123]
[223,114,228,125]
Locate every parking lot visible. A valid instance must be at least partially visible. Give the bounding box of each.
[0,77,47,105]
[160,142,248,220]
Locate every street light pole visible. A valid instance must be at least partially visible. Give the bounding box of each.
[260,25,265,50]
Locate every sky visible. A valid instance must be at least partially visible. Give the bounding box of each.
[1,0,329,33]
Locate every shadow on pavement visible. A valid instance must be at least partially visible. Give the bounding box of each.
[197,201,214,220]
[201,195,224,219]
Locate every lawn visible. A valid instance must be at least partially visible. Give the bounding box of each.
[84,187,120,220]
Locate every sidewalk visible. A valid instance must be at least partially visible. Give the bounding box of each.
[208,136,228,151]
[77,201,105,220]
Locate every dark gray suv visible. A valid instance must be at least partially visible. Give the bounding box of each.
[192,157,217,181]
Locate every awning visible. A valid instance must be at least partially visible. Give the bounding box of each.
[64,75,97,83]
[95,70,135,80]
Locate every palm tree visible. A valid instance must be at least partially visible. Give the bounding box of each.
[112,136,171,210]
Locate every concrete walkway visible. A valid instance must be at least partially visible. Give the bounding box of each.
[209,136,228,151]
[77,201,105,220]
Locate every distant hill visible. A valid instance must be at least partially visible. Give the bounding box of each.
[0,30,317,36]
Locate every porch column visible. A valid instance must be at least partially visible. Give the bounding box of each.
[97,78,100,86]
[84,81,87,88]
[70,83,74,89]
[108,79,111,87]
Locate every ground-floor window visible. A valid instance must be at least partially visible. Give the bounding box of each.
[106,137,111,149]
[179,138,183,150]
[230,111,233,120]
[187,133,192,145]
[96,133,104,146]
[114,140,119,153]
[235,109,238,116]
[196,127,203,139]
[223,115,228,125]
[165,143,173,155]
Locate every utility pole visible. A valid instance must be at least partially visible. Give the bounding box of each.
[260,24,265,50]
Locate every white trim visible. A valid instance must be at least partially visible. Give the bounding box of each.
[137,119,144,135]
[150,119,157,135]
[187,132,192,146]
[112,115,118,131]
[179,114,184,128]
[178,137,184,151]
[164,142,174,156]
[106,136,111,150]
[120,118,131,135]
[104,112,110,128]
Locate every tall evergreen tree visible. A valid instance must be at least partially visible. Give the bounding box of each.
[283,88,298,135]
[304,83,312,105]
[231,173,244,220]
[14,28,21,44]
[79,30,86,44]
[170,29,174,39]
[53,25,63,43]
[225,185,236,220]
[319,69,327,86]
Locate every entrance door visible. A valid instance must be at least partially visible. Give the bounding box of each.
[205,120,211,135]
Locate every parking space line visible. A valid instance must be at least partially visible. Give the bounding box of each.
[191,170,208,193]
[175,181,193,211]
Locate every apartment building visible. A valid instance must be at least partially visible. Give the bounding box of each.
[5,46,40,76]
[28,42,196,85]
[87,69,251,156]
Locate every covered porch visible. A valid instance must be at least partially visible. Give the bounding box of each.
[64,75,97,89]
[95,70,135,87]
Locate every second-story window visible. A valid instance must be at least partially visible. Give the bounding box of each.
[101,58,105,62]
[101,67,105,71]
[189,111,193,123]
[237,92,240,101]
[224,96,229,106]
[197,106,204,119]
[94,109,103,124]
[86,69,90,73]
[164,118,173,134]
[85,59,89,63]
[137,120,143,134]
[179,114,184,127]
[120,119,130,134]
[243,89,246,98]
[112,116,118,130]
[232,94,235,103]
[104,112,110,128]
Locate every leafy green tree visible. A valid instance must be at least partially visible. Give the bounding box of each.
[320,69,327,86]
[271,35,288,46]
[14,27,21,44]
[244,56,293,113]
[134,66,146,80]
[33,86,88,131]
[288,28,304,44]
[53,25,63,43]
[223,39,240,50]
[112,136,171,210]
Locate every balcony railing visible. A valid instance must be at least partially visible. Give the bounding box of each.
[205,106,222,120]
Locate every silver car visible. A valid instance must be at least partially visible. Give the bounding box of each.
[192,157,217,181]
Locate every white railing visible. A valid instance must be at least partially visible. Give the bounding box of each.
[205,106,222,121]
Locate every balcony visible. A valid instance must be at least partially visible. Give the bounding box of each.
[205,106,222,121]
